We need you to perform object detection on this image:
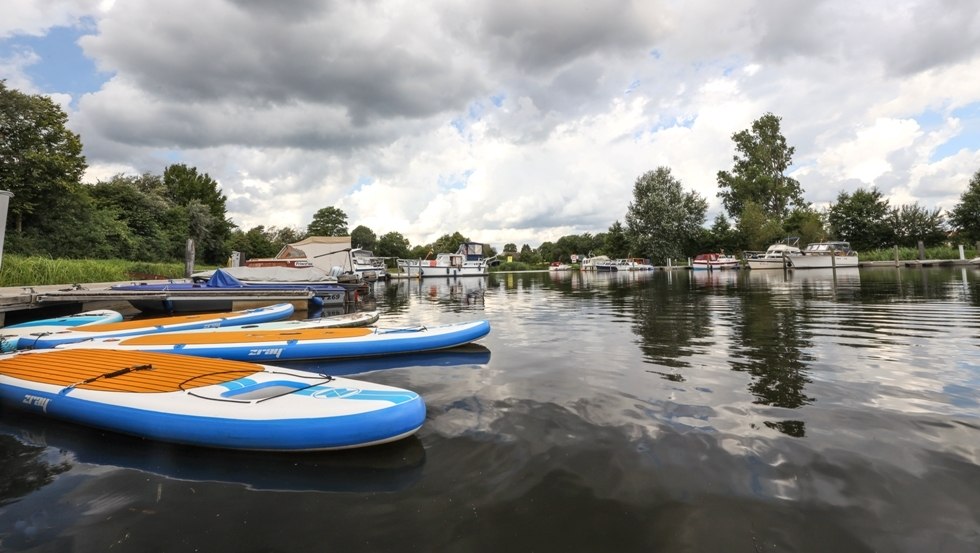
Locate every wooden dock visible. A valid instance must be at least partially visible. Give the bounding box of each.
[0,280,342,326]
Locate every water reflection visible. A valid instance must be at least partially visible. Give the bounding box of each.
[0,413,425,494]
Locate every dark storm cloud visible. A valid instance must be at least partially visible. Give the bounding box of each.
[745,0,980,77]
[462,0,660,72]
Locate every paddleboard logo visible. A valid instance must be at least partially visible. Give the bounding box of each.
[248,347,284,358]
[22,394,50,413]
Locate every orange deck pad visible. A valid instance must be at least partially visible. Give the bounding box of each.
[117,327,375,345]
[0,350,258,392]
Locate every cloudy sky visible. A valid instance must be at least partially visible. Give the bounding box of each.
[2,0,979,250]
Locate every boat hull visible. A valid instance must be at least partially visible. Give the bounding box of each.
[787,255,859,269]
[0,349,425,451]
[398,262,489,278]
[57,320,492,362]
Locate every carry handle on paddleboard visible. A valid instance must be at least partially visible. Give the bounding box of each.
[61,364,154,393]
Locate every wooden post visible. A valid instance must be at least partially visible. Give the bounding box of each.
[185,238,195,278]
[894,245,899,267]
[917,241,925,260]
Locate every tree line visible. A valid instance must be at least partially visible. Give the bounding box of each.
[2,81,979,268]
[517,114,980,265]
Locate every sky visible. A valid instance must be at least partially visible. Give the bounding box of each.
[2,0,980,251]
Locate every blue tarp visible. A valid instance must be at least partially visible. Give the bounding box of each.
[205,269,247,288]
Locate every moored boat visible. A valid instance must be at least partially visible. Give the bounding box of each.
[111,268,349,313]
[397,242,497,278]
[747,237,804,270]
[692,253,741,270]
[787,241,859,269]
[0,348,425,451]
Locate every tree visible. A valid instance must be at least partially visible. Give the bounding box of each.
[375,231,411,262]
[307,206,348,237]
[702,213,743,253]
[350,225,377,250]
[735,202,784,251]
[783,206,825,247]
[89,173,174,261]
[950,170,980,242]
[716,113,805,222]
[431,232,468,256]
[518,244,539,263]
[624,167,707,264]
[503,243,517,253]
[827,187,893,251]
[163,164,232,264]
[889,203,947,247]
[604,221,630,259]
[0,80,86,234]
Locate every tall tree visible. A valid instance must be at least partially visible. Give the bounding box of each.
[163,164,232,264]
[889,203,947,247]
[605,220,630,259]
[306,206,348,237]
[624,167,707,264]
[350,225,377,250]
[950,170,980,243]
[827,187,893,251]
[375,231,411,262]
[716,113,805,222]
[0,81,86,234]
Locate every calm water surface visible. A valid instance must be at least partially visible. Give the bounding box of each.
[2,267,979,552]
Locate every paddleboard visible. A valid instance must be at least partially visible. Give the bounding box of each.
[0,348,426,451]
[1,309,124,352]
[215,310,380,332]
[58,319,491,362]
[17,303,295,350]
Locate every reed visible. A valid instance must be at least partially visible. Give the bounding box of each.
[0,255,185,287]
[859,245,978,262]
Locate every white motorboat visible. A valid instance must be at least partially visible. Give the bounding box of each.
[787,241,859,269]
[397,242,497,278]
[692,253,741,271]
[350,248,389,281]
[747,238,804,270]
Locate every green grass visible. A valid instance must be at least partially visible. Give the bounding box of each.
[858,246,977,262]
[0,255,185,287]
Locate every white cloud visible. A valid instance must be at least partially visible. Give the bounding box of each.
[6,0,980,249]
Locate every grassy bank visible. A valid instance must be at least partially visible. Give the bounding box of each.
[0,255,185,287]
[858,245,977,262]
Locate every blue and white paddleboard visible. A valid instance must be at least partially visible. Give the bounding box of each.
[1,309,124,352]
[17,303,295,350]
[57,319,491,362]
[0,348,425,451]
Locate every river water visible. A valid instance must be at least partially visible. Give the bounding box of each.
[1,267,978,552]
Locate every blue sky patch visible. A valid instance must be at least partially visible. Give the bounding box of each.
[925,102,980,162]
[0,23,109,105]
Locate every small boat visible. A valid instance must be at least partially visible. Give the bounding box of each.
[1,309,123,351]
[57,319,492,362]
[746,238,803,270]
[579,254,611,271]
[623,258,655,271]
[548,261,571,271]
[0,348,425,451]
[787,241,859,269]
[111,268,349,313]
[350,248,389,281]
[397,242,497,278]
[692,253,741,271]
[16,303,294,350]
